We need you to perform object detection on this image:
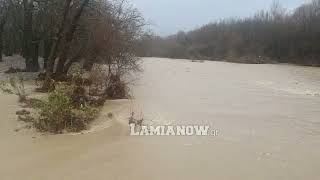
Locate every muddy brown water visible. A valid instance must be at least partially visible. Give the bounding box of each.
[0,57,320,180]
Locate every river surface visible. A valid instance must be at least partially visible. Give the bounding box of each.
[0,57,320,180]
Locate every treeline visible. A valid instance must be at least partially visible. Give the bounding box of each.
[137,0,320,65]
[0,0,144,86]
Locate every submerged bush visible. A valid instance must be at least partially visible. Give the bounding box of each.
[35,84,98,133]
[1,69,130,134]
[105,74,129,99]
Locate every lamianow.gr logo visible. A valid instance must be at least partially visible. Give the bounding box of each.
[130,125,218,136]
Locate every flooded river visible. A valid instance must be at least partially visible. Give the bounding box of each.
[0,57,320,179]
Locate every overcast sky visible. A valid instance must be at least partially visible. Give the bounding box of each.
[131,0,308,36]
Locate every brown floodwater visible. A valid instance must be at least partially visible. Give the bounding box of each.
[0,57,320,180]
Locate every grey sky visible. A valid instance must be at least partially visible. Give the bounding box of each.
[131,0,308,36]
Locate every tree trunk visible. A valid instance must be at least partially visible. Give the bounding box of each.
[0,30,3,62]
[0,6,8,62]
[55,57,65,75]
[62,55,81,74]
[42,0,73,90]
[55,0,90,75]
[23,0,33,71]
[63,60,74,74]
[45,0,72,76]
[83,60,94,71]
[43,38,52,69]
[30,40,39,72]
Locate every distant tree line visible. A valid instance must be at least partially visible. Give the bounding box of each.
[0,0,144,88]
[137,0,320,66]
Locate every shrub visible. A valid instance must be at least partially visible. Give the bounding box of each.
[36,85,73,133]
[35,84,98,133]
[105,74,129,99]
[70,105,98,132]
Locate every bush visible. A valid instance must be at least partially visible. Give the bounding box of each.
[70,105,98,132]
[35,84,98,133]
[105,74,128,99]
